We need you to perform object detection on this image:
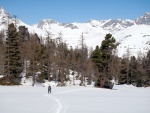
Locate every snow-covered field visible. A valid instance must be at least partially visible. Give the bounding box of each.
[0,85,150,113]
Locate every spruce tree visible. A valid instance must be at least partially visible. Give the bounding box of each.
[145,50,150,86]
[129,56,138,84]
[91,34,116,88]
[28,33,41,86]
[91,45,101,69]
[0,31,4,75]
[119,58,128,84]
[3,23,22,85]
[18,26,30,77]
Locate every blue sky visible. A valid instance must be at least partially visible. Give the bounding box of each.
[0,0,150,25]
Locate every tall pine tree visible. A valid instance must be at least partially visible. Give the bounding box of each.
[91,34,116,88]
[145,50,150,86]
[3,23,22,85]
[119,58,128,84]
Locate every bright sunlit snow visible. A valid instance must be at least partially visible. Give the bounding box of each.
[1,7,150,58]
[0,85,150,113]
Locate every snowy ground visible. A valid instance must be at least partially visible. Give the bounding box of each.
[0,85,150,113]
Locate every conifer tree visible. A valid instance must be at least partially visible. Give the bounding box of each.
[37,35,56,83]
[91,45,101,69]
[0,31,4,75]
[119,58,128,84]
[28,33,41,86]
[91,34,116,88]
[18,26,30,76]
[3,23,22,84]
[145,50,150,86]
[135,55,145,87]
[129,56,138,84]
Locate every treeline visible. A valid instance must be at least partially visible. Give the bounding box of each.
[0,23,92,86]
[91,34,150,87]
[0,23,150,87]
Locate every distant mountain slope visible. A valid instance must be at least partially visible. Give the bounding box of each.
[0,7,150,57]
[0,7,47,37]
[113,25,150,57]
[135,12,150,25]
[33,12,150,57]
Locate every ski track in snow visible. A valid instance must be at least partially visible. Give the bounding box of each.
[44,94,63,113]
[44,88,94,113]
[54,97,63,113]
[52,88,95,95]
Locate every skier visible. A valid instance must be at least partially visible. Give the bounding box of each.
[48,85,51,94]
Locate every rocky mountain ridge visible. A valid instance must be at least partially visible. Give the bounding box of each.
[0,7,150,57]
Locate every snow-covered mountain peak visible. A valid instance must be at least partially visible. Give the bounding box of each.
[0,7,47,38]
[88,19,105,27]
[0,7,8,15]
[102,19,135,31]
[0,7,13,30]
[62,23,79,29]
[86,19,135,32]
[33,19,62,30]
[144,12,150,16]
[42,19,59,24]
[135,12,150,25]
[88,19,101,23]
[0,7,150,58]
[0,7,11,21]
